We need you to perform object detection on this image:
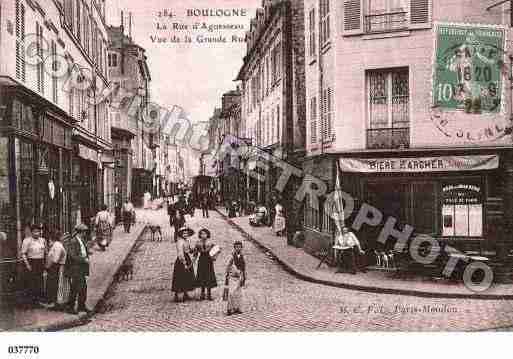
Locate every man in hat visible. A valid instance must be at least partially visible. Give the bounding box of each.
[65,223,92,315]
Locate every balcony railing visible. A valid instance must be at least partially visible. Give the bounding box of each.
[365,11,408,34]
[366,127,410,150]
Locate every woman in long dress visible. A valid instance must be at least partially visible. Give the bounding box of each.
[194,228,217,300]
[95,205,113,251]
[225,241,246,316]
[172,227,196,302]
[273,202,286,236]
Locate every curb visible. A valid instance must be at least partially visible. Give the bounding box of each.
[216,209,513,300]
[17,224,147,332]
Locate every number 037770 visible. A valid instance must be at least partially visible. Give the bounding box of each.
[7,346,40,355]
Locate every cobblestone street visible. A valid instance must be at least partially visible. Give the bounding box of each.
[73,210,513,331]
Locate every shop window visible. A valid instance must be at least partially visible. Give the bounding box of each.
[18,139,34,230]
[441,179,483,237]
[62,152,72,234]
[304,193,322,231]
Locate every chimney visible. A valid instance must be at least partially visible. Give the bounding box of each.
[121,10,124,32]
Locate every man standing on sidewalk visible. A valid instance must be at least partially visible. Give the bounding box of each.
[65,224,92,315]
[45,231,67,310]
[122,199,135,233]
[201,194,210,218]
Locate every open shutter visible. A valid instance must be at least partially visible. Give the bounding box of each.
[409,0,431,30]
[343,0,363,36]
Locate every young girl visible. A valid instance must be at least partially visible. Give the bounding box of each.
[171,227,196,302]
[225,241,246,316]
[194,228,217,300]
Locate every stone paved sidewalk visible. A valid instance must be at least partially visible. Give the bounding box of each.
[216,207,513,299]
[1,209,154,331]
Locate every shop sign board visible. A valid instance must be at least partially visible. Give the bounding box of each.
[339,155,498,173]
[441,179,483,237]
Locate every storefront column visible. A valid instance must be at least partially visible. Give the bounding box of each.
[496,152,513,283]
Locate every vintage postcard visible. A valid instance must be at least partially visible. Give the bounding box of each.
[2,0,513,343]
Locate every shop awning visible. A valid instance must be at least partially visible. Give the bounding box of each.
[339,155,499,173]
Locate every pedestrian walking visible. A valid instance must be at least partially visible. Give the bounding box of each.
[122,199,135,233]
[224,241,246,316]
[44,230,67,310]
[170,210,186,241]
[172,227,196,302]
[194,228,217,300]
[201,194,210,218]
[21,224,47,306]
[273,202,286,236]
[65,224,92,315]
[228,200,237,218]
[95,205,113,251]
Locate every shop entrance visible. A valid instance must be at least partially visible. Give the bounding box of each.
[363,180,437,249]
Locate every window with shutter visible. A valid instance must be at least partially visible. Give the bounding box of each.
[320,0,331,45]
[310,97,317,144]
[321,88,334,143]
[76,0,81,41]
[343,0,363,35]
[36,23,45,95]
[276,105,280,142]
[52,41,58,104]
[309,8,316,58]
[15,0,26,82]
[409,0,431,29]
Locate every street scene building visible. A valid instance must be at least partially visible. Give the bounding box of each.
[5,0,513,335]
[302,0,513,272]
[0,0,112,257]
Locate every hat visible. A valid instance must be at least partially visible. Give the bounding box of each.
[75,223,89,232]
[30,224,42,231]
[177,227,195,238]
[198,228,211,239]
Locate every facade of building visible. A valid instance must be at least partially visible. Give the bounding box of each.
[302,0,513,264]
[0,0,112,262]
[237,0,306,234]
[107,23,137,217]
[218,88,244,202]
[106,21,152,207]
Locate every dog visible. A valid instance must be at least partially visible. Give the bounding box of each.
[116,262,134,281]
[386,251,396,268]
[146,223,163,242]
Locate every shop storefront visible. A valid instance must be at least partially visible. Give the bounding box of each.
[132,168,153,206]
[0,86,74,259]
[72,144,100,227]
[302,151,513,258]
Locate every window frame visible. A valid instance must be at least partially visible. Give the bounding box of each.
[367,67,410,130]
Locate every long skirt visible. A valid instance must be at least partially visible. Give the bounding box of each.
[227,275,243,312]
[196,253,217,289]
[274,215,286,234]
[172,254,196,293]
[96,225,112,246]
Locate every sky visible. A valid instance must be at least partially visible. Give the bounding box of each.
[107,0,261,125]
